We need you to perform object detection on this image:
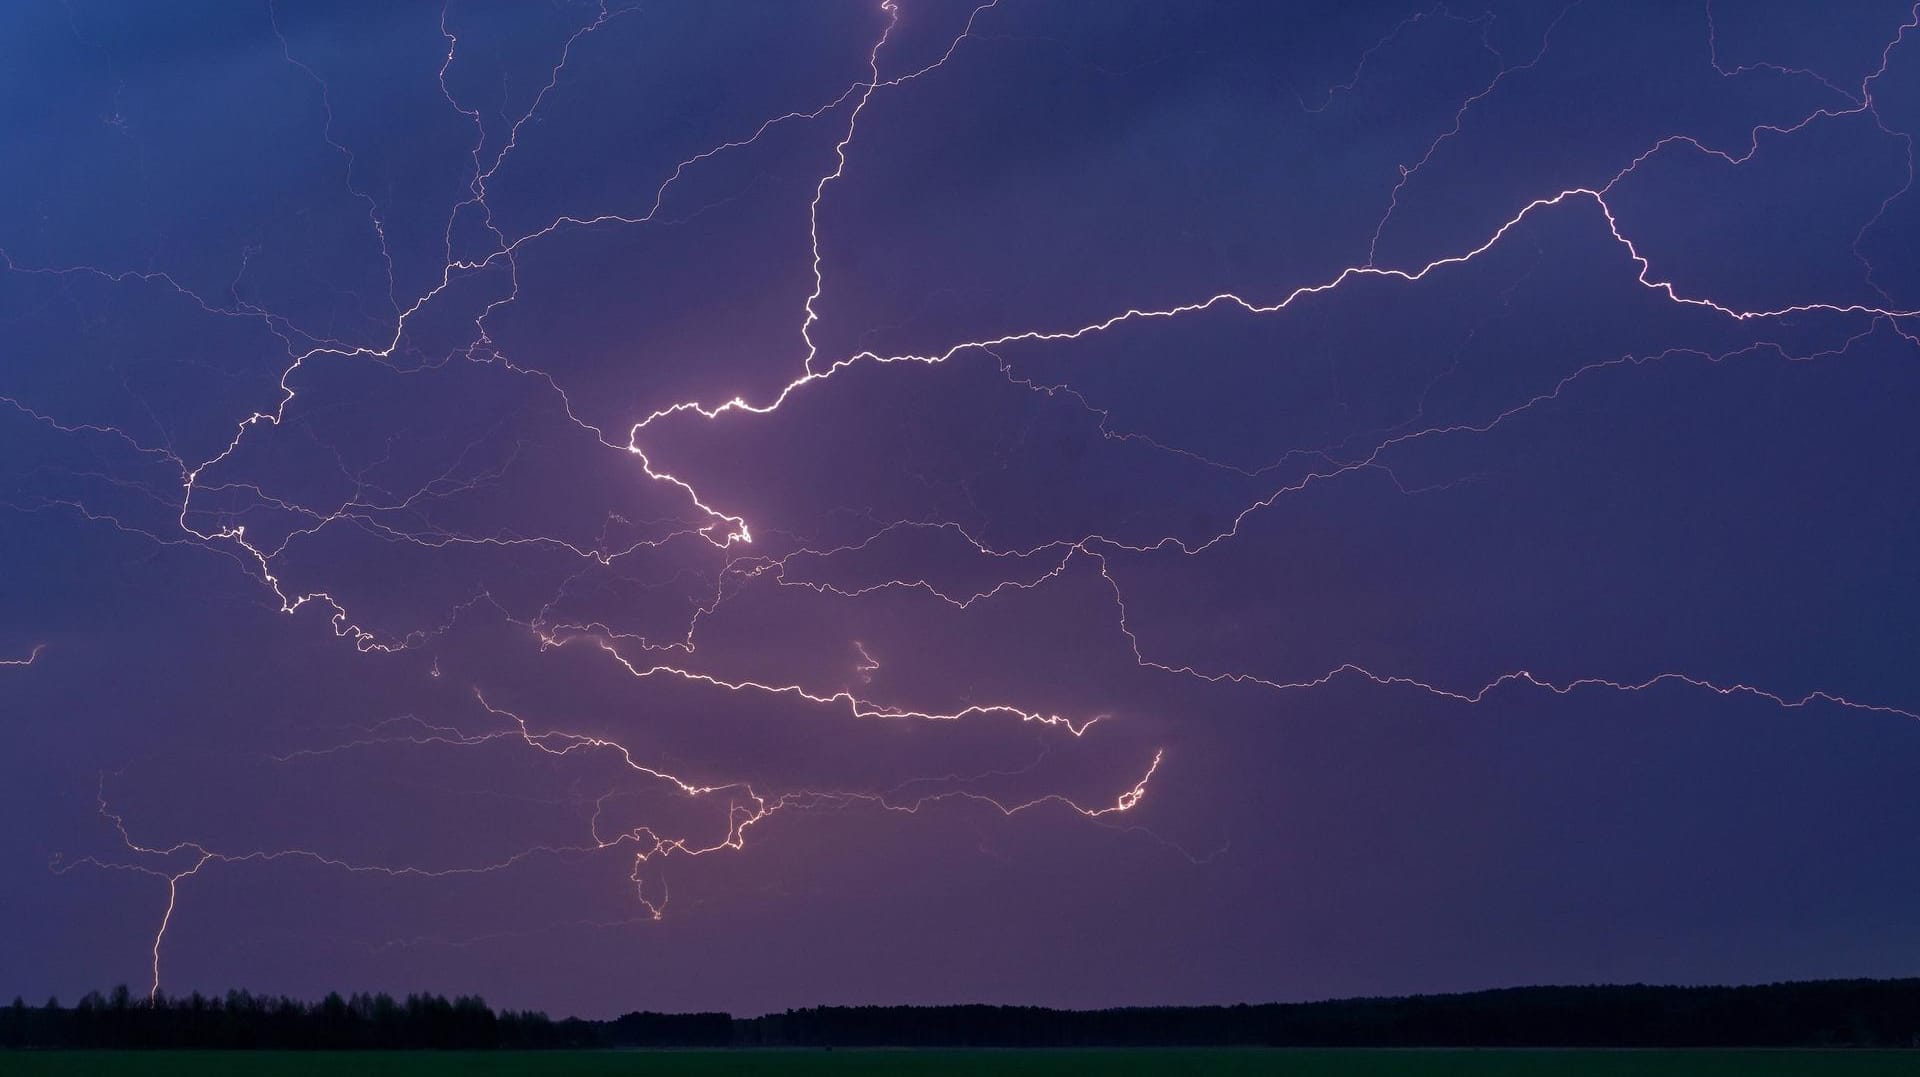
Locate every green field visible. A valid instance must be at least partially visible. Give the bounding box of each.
[3,1050,1917,1076]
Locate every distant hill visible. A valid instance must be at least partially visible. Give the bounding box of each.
[6,978,1918,1049]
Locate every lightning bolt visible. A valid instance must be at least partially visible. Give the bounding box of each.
[7,0,1916,998]
[2,644,46,667]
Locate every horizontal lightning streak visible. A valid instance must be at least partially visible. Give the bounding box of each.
[73,682,1163,994]
[2,645,46,667]
[11,0,1918,1000]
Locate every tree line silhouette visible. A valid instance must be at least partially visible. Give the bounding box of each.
[0,987,592,1049]
[4,978,1917,1050]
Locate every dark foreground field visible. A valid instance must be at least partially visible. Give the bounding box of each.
[4,1050,1918,1076]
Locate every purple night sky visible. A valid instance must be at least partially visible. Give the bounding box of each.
[3,0,1920,1019]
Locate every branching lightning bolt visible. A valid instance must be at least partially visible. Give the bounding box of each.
[6,0,1917,997]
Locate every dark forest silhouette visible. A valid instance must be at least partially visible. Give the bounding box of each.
[4,978,1919,1050]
